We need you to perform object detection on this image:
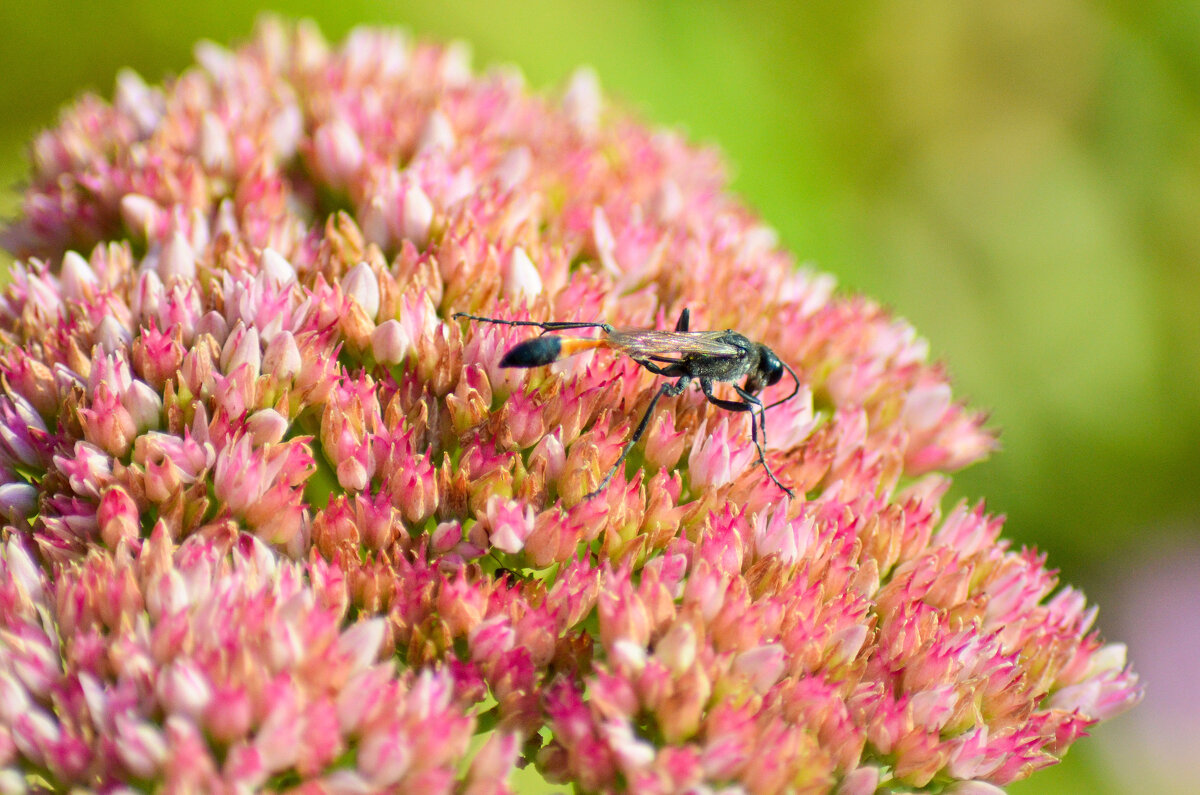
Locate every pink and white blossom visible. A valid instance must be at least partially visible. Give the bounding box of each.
[0,16,1139,793]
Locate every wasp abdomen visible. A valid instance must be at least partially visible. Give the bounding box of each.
[500,336,563,367]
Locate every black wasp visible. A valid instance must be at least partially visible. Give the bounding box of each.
[454,308,801,499]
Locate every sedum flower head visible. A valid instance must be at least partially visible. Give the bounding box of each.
[0,17,1139,794]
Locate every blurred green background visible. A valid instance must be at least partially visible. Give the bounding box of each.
[2,1,1195,792]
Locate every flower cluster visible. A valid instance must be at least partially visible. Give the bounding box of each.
[0,17,1139,794]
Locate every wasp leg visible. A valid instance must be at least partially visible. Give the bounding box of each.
[699,380,794,499]
[675,308,690,332]
[732,385,767,447]
[635,360,687,378]
[453,312,614,335]
[732,385,774,477]
[586,376,691,499]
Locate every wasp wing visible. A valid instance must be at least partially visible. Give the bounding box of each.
[607,330,744,363]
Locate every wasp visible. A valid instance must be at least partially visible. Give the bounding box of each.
[454,307,801,499]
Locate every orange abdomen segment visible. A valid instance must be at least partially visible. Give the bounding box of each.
[559,337,609,356]
[499,336,608,368]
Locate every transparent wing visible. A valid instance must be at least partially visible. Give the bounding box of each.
[607,330,743,362]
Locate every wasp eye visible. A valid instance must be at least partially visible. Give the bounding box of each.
[762,349,784,387]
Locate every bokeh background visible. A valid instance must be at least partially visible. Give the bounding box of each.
[2,2,1195,792]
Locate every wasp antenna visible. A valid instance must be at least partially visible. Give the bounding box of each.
[764,360,802,411]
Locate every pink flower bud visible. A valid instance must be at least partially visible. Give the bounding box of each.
[764,383,816,451]
[387,453,438,524]
[78,390,138,457]
[11,707,60,767]
[205,685,253,744]
[98,485,141,548]
[0,483,37,523]
[114,714,168,779]
[262,329,302,380]
[95,315,132,354]
[0,671,32,725]
[194,309,229,344]
[643,410,687,472]
[591,206,619,276]
[416,109,456,156]
[199,112,233,174]
[562,67,602,135]
[254,688,301,772]
[493,146,531,190]
[654,621,696,674]
[342,261,381,321]
[259,247,297,286]
[483,496,535,554]
[60,250,98,303]
[358,725,412,787]
[115,67,163,133]
[222,743,268,791]
[527,429,566,484]
[464,732,520,793]
[246,408,289,445]
[944,781,1007,795]
[495,386,545,450]
[312,117,364,188]
[649,177,683,222]
[221,322,261,376]
[502,246,542,302]
[836,766,881,795]
[372,318,411,365]
[338,618,386,672]
[431,520,463,555]
[6,626,57,700]
[120,193,165,239]
[751,505,813,564]
[469,616,516,662]
[436,571,488,637]
[124,378,163,432]
[156,660,213,718]
[160,231,197,282]
[602,719,656,769]
[2,535,43,603]
[732,643,786,694]
[399,180,434,246]
[687,418,755,492]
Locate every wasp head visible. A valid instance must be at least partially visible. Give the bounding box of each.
[745,344,785,393]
